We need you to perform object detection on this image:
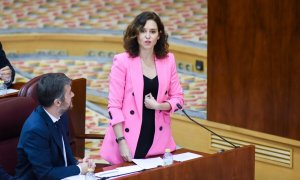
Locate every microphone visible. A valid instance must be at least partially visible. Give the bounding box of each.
[176,104,239,149]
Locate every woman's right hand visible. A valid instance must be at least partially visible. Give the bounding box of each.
[118,140,132,162]
[0,66,12,82]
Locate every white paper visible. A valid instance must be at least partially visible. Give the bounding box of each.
[95,165,143,178]
[63,153,202,180]
[62,174,85,180]
[173,152,202,162]
[108,171,140,179]
[95,169,119,177]
[0,88,18,96]
[132,157,164,169]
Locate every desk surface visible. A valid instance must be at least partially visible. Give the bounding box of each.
[0,82,24,98]
[94,146,255,180]
[96,148,208,171]
[0,89,19,98]
[94,148,210,178]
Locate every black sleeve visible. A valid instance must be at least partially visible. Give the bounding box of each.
[0,42,15,88]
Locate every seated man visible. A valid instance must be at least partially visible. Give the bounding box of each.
[15,73,92,180]
[0,42,15,88]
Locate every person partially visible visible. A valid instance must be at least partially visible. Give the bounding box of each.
[100,11,184,164]
[0,42,15,88]
[15,73,94,180]
[0,165,15,180]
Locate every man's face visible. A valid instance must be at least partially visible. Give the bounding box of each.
[59,84,74,114]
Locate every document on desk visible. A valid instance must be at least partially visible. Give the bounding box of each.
[132,157,164,169]
[95,165,143,179]
[0,89,18,96]
[173,152,202,162]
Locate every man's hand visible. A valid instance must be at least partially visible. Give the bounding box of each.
[78,158,96,173]
[78,162,89,175]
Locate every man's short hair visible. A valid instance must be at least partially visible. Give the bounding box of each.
[37,73,71,107]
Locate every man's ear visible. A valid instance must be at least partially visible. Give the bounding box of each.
[54,99,61,107]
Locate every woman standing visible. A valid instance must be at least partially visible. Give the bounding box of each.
[100,11,184,164]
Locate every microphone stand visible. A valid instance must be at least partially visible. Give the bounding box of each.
[177,104,239,149]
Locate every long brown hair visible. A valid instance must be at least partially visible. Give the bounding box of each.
[123,11,169,59]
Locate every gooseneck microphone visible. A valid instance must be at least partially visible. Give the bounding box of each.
[176,104,239,149]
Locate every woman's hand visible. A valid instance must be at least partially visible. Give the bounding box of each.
[144,93,158,109]
[0,66,12,82]
[113,123,132,162]
[118,140,132,162]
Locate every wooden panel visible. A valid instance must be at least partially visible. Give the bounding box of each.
[68,78,86,158]
[208,0,300,140]
[171,117,300,180]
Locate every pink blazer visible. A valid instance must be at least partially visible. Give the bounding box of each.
[100,52,184,164]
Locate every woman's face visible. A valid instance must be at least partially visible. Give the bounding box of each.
[137,19,160,51]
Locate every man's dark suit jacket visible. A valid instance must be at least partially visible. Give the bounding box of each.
[15,106,80,180]
[0,42,15,87]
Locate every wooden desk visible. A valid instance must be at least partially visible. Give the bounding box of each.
[0,90,18,98]
[0,82,24,99]
[95,148,210,171]
[95,145,255,180]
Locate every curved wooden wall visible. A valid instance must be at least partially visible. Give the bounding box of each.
[0,34,206,74]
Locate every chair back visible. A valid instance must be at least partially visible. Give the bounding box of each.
[0,97,36,175]
[17,75,41,105]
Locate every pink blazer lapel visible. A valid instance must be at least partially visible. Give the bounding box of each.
[129,56,143,119]
[155,58,166,103]
[129,56,169,117]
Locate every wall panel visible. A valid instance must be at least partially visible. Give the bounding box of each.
[208,0,300,140]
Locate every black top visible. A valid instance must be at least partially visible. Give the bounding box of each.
[134,75,158,159]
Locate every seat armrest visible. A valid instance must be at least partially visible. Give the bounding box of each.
[75,133,105,139]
